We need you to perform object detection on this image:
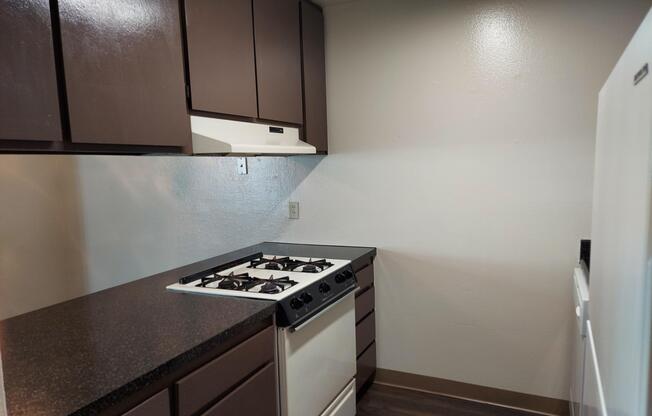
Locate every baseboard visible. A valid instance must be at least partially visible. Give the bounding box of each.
[374,368,570,416]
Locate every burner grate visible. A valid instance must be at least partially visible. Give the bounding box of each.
[285,258,334,273]
[254,275,297,294]
[196,272,255,290]
[195,271,298,293]
[249,256,290,271]
[248,256,334,273]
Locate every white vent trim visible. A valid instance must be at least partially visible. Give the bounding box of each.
[191,116,317,155]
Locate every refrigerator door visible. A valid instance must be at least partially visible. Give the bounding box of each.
[570,267,590,416]
[591,7,652,416]
[582,322,607,416]
[0,351,6,416]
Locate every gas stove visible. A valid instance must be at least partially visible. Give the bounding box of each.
[167,253,357,327]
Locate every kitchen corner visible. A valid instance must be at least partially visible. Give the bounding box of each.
[0,243,376,416]
[3,0,652,415]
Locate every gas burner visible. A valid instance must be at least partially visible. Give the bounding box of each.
[247,256,335,273]
[248,275,298,294]
[196,272,254,290]
[218,278,239,290]
[286,258,334,273]
[249,256,291,271]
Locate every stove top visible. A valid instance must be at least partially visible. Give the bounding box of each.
[167,253,358,327]
[166,254,352,301]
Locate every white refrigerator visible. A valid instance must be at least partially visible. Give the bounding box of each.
[588,6,652,416]
[0,350,6,416]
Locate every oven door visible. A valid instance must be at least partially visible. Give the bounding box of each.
[278,292,356,416]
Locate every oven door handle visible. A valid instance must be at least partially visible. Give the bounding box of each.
[289,288,357,333]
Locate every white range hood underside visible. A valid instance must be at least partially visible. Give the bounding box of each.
[191,116,317,155]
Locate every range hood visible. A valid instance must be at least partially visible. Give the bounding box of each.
[191,116,316,155]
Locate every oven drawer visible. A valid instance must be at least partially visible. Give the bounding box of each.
[355,286,374,324]
[355,264,374,294]
[176,326,275,416]
[201,362,277,416]
[321,379,356,416]
[123,389,170,416]
[356,342,376,393]
[356,312,375,357]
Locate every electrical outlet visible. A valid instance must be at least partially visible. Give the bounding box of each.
[237,157,248,175]
[288,201,300,219]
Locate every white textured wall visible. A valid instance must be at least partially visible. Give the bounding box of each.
[280,0,651,400]
[0,155,321,319]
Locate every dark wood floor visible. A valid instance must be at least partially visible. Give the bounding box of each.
[357,384,539,416]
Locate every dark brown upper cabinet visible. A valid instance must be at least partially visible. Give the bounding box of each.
[300,1,327,152]
[58,0,190,147]
[0,0,62,141]
[185,0,258,118]
[254,0,304,125]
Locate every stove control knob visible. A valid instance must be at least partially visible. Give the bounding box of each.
[300,292,313,304]
[290,298,304,310]
[319,283,331,293]
[343,270,354,280]
[335,273,346,283]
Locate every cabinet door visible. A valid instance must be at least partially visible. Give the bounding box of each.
[0,0,61,141]
[186,0,258,118]
[59,0,190,147]
[301,1,327,152]
[254,0,303,124]
[201,363,277,416]
[123,389,170,416]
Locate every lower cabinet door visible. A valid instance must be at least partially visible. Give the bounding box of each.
[176,326,275,416]
[356,342,376,394]
[202,362,277,416]
[356,312,375,357]
[122,389,170,416]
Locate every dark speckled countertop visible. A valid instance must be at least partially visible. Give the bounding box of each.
[0,242,376,416]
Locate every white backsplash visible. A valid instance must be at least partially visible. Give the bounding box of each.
[0,154,322,319]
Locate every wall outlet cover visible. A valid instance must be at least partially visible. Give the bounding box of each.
[289,201,300,219]
[237,157,248,175]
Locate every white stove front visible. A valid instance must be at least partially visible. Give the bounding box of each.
[278,292,356,416]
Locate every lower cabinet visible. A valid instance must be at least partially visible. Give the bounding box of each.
[201,362,277,416]
[121,324,277,416]
[176,326,276,416]
[356,343,376,394]
[354,263,376,395]
[122,389,170,416]
[356,312,375,357]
